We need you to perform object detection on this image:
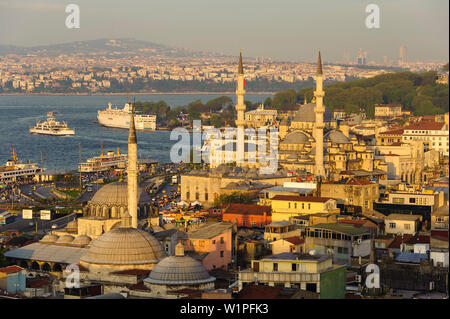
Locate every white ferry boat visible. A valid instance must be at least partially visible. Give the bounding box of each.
[0,147,42,184]
[97,103,156,130]
[30,111,75,136]
[79,149,127,173]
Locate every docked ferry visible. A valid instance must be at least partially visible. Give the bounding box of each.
[29,111,75,136]
[78,149,127,173]
[0,147,42,184]
[97,103,156,130]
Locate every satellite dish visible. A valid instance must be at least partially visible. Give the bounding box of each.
[309,250,317,256]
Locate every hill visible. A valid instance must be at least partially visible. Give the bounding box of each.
[267,71,449,116]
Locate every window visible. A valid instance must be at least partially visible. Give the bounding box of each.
[212,240,216,244]
[409,198,416,204]
[302,203,305,209]
[205,193,208,201]
[288,203,291,209]
[308,204,311,210]
[404,224,411,230]
[273,263,278,272]
[393,198,404,204]
[220,251,224,258]
[292,263,297,271]
[220,237,224,244]
[389,222,396,229]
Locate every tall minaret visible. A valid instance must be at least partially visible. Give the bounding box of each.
[235,51,246,164]
[314,49,326,177]
[127,102,138,228]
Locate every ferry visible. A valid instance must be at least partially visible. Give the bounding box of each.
[29,111,75,136]
[97,103,156,131]
[78,148,127,173]
[0,147,42,184]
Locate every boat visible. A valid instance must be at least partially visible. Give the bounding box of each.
[0,147,42,184]
[97,102,156,130]
[29,111,75,136]
[78,148,127,173]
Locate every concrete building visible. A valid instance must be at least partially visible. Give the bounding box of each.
[374,103,402,119]
[0,265,26,294]
[304,223,372,266]
[238,252,346,299]
[384,214,422,235]
[270,195,339,222]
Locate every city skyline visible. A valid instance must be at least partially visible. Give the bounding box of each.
[0,0,448,63]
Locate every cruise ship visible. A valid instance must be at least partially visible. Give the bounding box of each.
[0,147,42,184]
[97,103,156,130]
[79,149,127,173]
[29,111,75,136]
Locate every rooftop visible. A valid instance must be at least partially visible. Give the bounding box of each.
[187,222,234,239]
[308,223,370,235]
[385,214,421,221]
[271,195,331,203]
[223,204,271,216]
[262,252,330,262]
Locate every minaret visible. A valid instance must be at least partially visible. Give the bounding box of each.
[235,50,246,164]
[314,49,326,177]
[127,102,138,228]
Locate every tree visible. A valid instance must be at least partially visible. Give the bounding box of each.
[210,114,225,128]
[213,192,253,207]
[0,248,7,267]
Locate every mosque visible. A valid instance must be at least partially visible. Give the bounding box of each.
[5,104,216,298]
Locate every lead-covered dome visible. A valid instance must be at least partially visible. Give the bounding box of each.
[293,103,333,123]
[89,181,149,206]
[40,234,59,244]
[145,244,215,285]
[325,130,350,144]
[80,228,165,266]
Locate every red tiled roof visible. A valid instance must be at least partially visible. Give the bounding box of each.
[0,265,24,274]
[237,284,292,299]
[379,128,404,136]
[284,237,304,245]
[346,178,373,185]
[404,121,445,131]
[223,204,271,216]
[271,195,331,203]
[388,234,430,249]
[431,229,449,242]
[112,269,151,276]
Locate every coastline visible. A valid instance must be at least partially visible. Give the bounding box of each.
[0,91,275,96]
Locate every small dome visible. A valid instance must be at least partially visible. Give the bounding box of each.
[325,130,350,144]
[145,244,215,285]
[281,131,309,145]
[66,220,78,229]
[40,234,59,244]
[72,235,92,246]
[80,228,165,266]
[55,234,75,244]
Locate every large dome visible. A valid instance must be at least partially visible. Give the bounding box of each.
[325,130,350,144]
[145,244,215,285]
[80,228,165,266]
[293,103,333,123]
[89,181,150,206]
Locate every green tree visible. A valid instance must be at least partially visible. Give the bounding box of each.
[210,114,225,128]
[0,248,7,267]
[213,192,253,207]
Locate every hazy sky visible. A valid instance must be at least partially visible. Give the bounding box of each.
[0,0,448,63]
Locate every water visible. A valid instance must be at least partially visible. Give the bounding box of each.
[0,94,271,170]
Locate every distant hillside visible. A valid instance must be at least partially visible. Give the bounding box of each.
[268,71,449,117]
[0,38,224,58]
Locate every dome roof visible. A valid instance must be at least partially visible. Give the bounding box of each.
[66,220,78,229]
[293,103,333,123]
[145,244,215,285]
[89,182,149,206]
[325,130,350,144]
[281,131,309,145]
[80,228,165,265]
[40,234,59,244]
[55,234,75,244]
[72,235,92,246]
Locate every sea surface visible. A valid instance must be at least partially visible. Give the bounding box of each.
[0,94,271,171]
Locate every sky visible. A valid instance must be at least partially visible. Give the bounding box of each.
[0,0,448,63]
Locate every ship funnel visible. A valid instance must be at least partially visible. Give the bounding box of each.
[117,147,120,156]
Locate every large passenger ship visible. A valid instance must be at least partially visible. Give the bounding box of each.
[97,103,156,130]
[29,111,75,136]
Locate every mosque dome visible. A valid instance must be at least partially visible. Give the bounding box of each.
[88,181,149,206]
[55,234,75,245]
[281,131,310,145]
[292,103,333,123]
[40,234,59,244]
[145,244,215,285]
[72,235,92,247]
[324,130,350,144]
[80,228,165,266]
